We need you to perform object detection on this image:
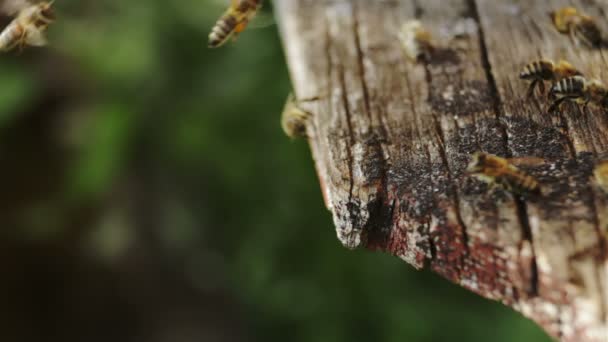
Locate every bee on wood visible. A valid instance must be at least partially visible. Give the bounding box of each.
[593,160,608,193]
[550,7,603,48]
[466,152,542,195]
[208,0,263,48]
[519,59,582,98]
[281,93,311,139]
[399,20,434,63]
[548,76,608,113]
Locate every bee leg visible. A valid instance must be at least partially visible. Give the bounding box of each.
[583,99,590,113]
[548,97,569,113]
[568,25,577,46]
[547,88,556,101]
[538,81,545,96]
[16,32,26,55]
[229,22,248,43]
[234,21,248,34]
[491,179,510,194]
[526,80,538,99]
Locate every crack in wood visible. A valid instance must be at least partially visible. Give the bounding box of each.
[337,63,358,245]
[352,1,392,247]
[324,6,363,248]
[557,108,579,159]
[515,198,539,296]
[400,56,436,268]
[413,19,473,273]
[430,111,472,268]
[467,0,505,146]
[581,156,608,327]
[469,0,540,298]
[352,2,373,122]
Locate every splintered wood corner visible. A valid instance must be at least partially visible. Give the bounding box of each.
[275,0,608,340]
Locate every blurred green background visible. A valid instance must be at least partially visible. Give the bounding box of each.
[0,1,552,341]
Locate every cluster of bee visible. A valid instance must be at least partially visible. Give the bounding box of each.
[518,7,608,113]
[0,0,55,52]
[205,3,608,152]
[204,2,608,197]
[469,7,608,194]
[518,58,608,113]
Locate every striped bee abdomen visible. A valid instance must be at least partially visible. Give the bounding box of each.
[510,173,540,194]
[519,60,554,80]
[208,14,238,48]
[0,23,23,51]
[550,75,586,97]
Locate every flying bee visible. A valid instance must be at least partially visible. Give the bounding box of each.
[466,152,543,195]
[519,59,582,98]
[208,0,263,48]
[550,7,580,33]
[281,93,311,139]
[593,160,608,194]
[0,0,55,52]
[399,20,434,63]
[550,7,603,48]
[548,76,608,113]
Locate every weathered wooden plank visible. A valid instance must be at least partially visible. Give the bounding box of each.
[402,0,530,301]
[346,0,434,269]
[476,0,607,339]
[276,0,608,340]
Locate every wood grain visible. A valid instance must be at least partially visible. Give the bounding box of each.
[275,0,608,340]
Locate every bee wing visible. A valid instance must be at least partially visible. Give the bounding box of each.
[0,0,33,15]
[508,156,546,166]
[25,27,47,46]
[245,12,274,29]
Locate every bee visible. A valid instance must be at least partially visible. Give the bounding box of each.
[519,59,582,98]
[208,0,263,48]
[549,7,603,48]
[0,0,55,52]
[399,20,434,63]
[594,160,608,193]
[466,152,542,195]
[548,76,608,113]
[281,93,311,139]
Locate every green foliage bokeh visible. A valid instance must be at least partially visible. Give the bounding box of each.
[0,1,552,341]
